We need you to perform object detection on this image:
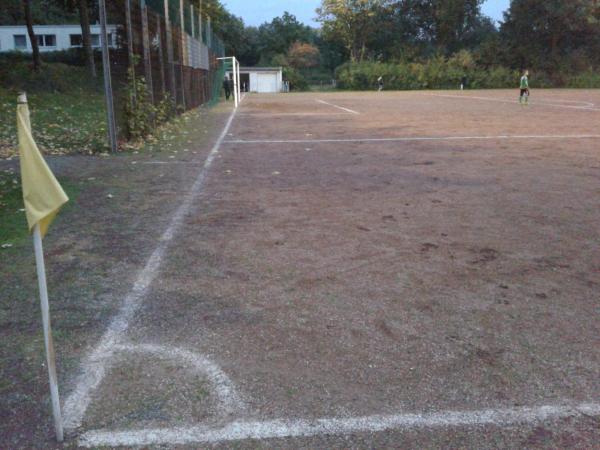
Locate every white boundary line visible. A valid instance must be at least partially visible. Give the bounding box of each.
[62,107,239,431]
[224,134,600,145]
[239,112,352,117]
[79,402,600,447]
[431,93,600,111]
[316,99,360,115]
[113,343,244,414]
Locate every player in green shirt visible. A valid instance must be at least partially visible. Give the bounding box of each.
[519,70,530,105]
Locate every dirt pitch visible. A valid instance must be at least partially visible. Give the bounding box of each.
[41,90,600,447]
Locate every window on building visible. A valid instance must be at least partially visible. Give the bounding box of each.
[70,34,83,47]
[91,34,100,47]
[14,35,27,50]
[37,35,56,47]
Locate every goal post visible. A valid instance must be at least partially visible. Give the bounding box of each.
[216,56,241,108]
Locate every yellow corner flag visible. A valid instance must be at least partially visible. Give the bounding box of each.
[17,93,68,238]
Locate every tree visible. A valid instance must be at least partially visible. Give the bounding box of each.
[78,0,96,78]
[500,0,600,71]
[287,42,321,69]
[22,0,41,71]
[317,0,390,62]
[257,12,315,63]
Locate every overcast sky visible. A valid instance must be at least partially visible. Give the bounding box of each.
[222,0,511,28]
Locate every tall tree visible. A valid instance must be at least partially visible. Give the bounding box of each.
[78,0,96,77]
[317,0,390,62]
[22,0,41,71]
[500,0,600,71]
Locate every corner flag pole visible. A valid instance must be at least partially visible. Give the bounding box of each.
[33,223,64,442]
[17,92,67,442]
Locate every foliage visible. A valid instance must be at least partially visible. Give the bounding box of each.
[283,66,309,91]
[317,0,386,62]
[287,42,321,69]
[124,65,175,141]
[336,58,517,90]
[0,57,101,93]
[499,0,600,72]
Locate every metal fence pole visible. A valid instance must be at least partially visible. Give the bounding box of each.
[99,0,117,152]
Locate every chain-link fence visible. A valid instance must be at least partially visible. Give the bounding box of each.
[104,0,225,144]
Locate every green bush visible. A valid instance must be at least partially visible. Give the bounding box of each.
[335,56,600,91]
[283,66,308,91]
[568,70,600,88]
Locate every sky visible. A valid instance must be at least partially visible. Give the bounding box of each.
[222,0,511,28]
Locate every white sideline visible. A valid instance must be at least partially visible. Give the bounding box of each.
[62,106,239,431]
[224,134,600,145]
[431,93,600,111]
[317,99,360,114]
[78,402,600,447]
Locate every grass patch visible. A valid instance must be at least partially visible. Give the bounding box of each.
[0,169,81,250]
[0,88,108,158]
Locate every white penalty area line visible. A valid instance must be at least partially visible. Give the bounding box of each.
[431,93,600,111]
[62,106,239,431]
[224,134,600,145]
[316,99,360,115]
[78,402,600,447]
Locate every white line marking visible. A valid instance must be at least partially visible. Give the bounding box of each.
[224,134,600,145]
[113,344,244,414]
[239,112,352,117]
[316,99,360,115]
[431,93,600,111]
[78,402,600,447]
[62,107,239,431]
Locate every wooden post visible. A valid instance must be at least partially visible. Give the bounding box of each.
[156,14,166,95]
[124,0,136,105]
[163,0,176,105]
[140,0,154,104]
[198,0,203,44]
[179,0,187,109]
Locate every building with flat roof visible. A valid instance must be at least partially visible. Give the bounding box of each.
[0,24,117,53]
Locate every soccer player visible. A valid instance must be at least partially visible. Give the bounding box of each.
[377,76,384,91]
[519,70,530,105]
[223,76,232,101]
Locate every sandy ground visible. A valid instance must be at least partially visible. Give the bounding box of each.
[2,90,599,448]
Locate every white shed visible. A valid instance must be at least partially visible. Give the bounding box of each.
[229,67,283,94]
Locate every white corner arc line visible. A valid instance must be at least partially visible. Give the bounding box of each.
[430,93,600,111]
[316,99,360,115]
[113,344,245,414]
[78,402,600,447]
[62,107,239,431]
[223,134,600,145]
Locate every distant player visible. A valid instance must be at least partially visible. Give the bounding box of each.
[519,70,530,105]
[223,76,232,101]
[377,76,383,92]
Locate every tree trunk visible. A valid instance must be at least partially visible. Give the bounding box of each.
[79,0,96,78]
[22,0,41,71]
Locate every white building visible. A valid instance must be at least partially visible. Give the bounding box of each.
[0,24,117,53]
[229,67,283,94]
